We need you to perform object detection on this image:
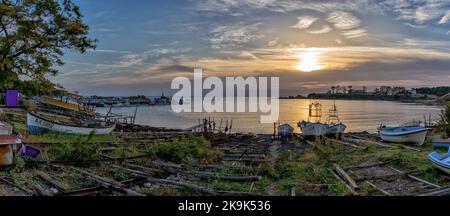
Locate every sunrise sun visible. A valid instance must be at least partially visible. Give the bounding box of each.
[295,51,323,72]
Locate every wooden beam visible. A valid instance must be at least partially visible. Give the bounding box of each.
[389,166,440,188]
[36,171,68,193]
[66,166,145,196]
[334,163,358,189]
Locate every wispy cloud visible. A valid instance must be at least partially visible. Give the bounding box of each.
[327,11,361,30]
[439,11,450,24]
[307,25,333,34]
[209,23,264,49]
[290,16,319,29]
[341,28,368,39]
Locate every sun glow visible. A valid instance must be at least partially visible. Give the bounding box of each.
[295,50,323,72]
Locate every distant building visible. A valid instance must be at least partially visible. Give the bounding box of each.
[392,87,407,95]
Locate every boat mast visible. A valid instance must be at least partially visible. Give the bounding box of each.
[326,100,340,123]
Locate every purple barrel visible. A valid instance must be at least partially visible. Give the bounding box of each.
[6,89,19,107]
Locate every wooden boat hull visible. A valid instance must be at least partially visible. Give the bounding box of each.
[298,122,327,137]
[27,112,115,135]
[380,127,429,145]
[326,123,346,137]
[278,124,294,137]
[432,139,450,148]
[429,152,450,174]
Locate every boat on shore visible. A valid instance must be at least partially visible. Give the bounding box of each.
[27,112,115,135]
[298,101,347,138]
[324,102,346,138]
[379,125,430,145]
[432,138,450,148]
[429,150,450,174]
[298,102,327,138]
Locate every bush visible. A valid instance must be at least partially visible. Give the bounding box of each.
[438,102,450,136]
[149,136,222,164]
[46,133,100,161]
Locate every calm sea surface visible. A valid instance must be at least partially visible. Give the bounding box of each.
[97,99,442,134]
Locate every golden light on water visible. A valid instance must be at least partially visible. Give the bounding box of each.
[294,49,324,72]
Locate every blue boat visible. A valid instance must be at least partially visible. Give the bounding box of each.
[429,149,450,174]
[432,138,450,148]
[379,125,430,145]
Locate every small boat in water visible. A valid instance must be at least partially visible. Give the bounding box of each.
[432,138,450,148]
[379,125,430,145]
[429,149,450,174]
[27,112,115,135]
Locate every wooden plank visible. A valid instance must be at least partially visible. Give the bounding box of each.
[66,166,145,196]
[334,163,358,189]
[345,137,392,148]
[417,186,450,196]
[328,168,358,195]
[365,181,391,196]
[389,166,440,188]
[36,171,68,192]
[344,161,390,170]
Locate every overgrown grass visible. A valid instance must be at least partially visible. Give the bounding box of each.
[146,136,222,164]
[45,133,101,161]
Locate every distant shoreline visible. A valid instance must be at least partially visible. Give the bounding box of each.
[279,97,445,106]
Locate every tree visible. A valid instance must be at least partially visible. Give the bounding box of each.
[438,102,450,137]
[0,0,96,95]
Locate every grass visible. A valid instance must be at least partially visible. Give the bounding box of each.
[146,136,222,164]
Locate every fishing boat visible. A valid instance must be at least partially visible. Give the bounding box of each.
[379,125,430,145]
[325,101,346,138]
[432,138,450,148]
[278,123,294,138]
[41,96,95,116]
[298,102,328,137]
[429,149,450,174]
[27,112,115,135]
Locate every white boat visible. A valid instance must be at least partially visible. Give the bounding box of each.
[326,123,347,137]
[298,121,328,137]
[27,112,116,135]
[278,123,294,137]
[298,102,328,137]
[324,102,346,137]
[0,121,13,135]
[429,150,450,174]
[379,125,430,145]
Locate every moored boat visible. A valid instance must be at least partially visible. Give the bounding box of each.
[298,102,327,137]
[429,150,450,174]
[298,121,328,137]
[278,123,294,137]
[27,112,115,135]
[324,101,346,138]
[379,125,430,145]
[432,138,450,148]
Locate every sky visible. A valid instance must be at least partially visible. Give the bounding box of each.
[57,0,450,96]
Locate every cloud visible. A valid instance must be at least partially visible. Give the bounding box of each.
[382,0,450,24]
[290,16,319,29]
[267,37,280,47]
[307,25,333,34]
[195,0,384,15]
[209,23,264,49]
[439,11,450,24]
[327,11,361,30]
[340,28,368,38]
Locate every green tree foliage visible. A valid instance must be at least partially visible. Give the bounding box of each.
[438,102,450,137]
[416,87,450,97]
[0,0,96,95]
